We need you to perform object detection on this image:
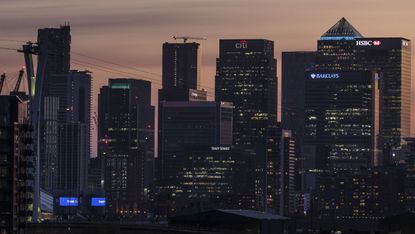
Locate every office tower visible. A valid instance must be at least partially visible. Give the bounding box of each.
[41,70,92,197]
[281,51,316,160]
[177,146,255,212]
[279,130,296,216]
[162,42,200,90]
[158,101,233,182]
[160,42,206,102]
[316,17,412,165]
[37,24,71,194]
[98,79,154,218]
[156,101,234,214]
[38,24,71,95]
[215,39,277,209]
[303,71,380,171]
[0,96,33,234]
[265,125,296,215]
[281,52,316,196]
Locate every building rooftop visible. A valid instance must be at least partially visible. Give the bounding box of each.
[320,17,363,40]
[217,209,290,220]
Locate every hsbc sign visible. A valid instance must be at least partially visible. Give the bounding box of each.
[356,40,382,47]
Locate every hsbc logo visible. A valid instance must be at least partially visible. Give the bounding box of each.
[235,40,248,49]
[356,40,382,47]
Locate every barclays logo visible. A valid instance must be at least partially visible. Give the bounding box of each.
[310,73,340,79]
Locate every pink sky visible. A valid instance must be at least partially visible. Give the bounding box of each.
[0,0,414,155]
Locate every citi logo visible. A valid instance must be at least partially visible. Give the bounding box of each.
[310,73,340,79]
[235,40,248,49]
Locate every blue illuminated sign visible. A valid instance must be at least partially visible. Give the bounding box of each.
[91,197,106,207]
[310,73,340,79]
[59,197,78,207]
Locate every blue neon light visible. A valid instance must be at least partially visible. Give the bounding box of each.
[59,197,78,207]
[91,197,106,207]
[320,36,357,41]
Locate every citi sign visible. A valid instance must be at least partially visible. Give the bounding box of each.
[310,73,340,79]
[235,40,248,49]
[356,40,382,46]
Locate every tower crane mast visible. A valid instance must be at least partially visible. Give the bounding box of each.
[13,68,25,92]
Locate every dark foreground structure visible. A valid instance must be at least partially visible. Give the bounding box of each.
[23,223,227,234]
[170,209,295,234]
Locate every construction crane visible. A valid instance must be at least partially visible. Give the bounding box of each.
[0,73,5,94]
[172,36,207,43]
[13,68,25,92]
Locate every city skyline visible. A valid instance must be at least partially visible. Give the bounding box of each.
[2,2,415,232]
[1,1,414,127]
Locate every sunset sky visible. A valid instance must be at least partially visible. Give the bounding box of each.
[1,0,414,155]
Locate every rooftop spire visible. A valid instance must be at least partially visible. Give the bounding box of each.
[320,17,363,40]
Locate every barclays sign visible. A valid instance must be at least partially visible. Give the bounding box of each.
[310,73,340,79]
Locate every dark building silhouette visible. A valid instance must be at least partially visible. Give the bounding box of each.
[38,24,71,96]
[98,79,154,219]
[281,52,316,197]
[162,42,200,90]
[265,125,296,215]
[215,39,277,210]
[0,96,33,234]
[37,25,72,196]
[157,101,233,192]
[310,168,405,231]
[45,71,92,216]
[157,146,256,214]
[316,17,412,166]
[160,42,206,102]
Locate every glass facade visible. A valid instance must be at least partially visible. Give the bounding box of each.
[316,36,412,165]
[98,79,154,218]
[304,71,379,170]
[215,39,277,209]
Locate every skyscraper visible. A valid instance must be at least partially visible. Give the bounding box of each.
[215,39,277,209]
[281,52,316,194]
[303,71,380,171]
[52,70,92,215]
[316,17,412,165]
[37,24,71,95]
[160,42,206,102]
[37,25,71,194]
[162,42,200,90]
[156,101,235,214]
[281,51,316,160]
[157,101,233,181]
[98,79,154,219]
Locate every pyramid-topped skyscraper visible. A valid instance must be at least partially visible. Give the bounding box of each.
[320,17,363,40]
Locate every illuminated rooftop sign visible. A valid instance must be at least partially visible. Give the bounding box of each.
[356,40,382,47]
[309,73,340,79]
